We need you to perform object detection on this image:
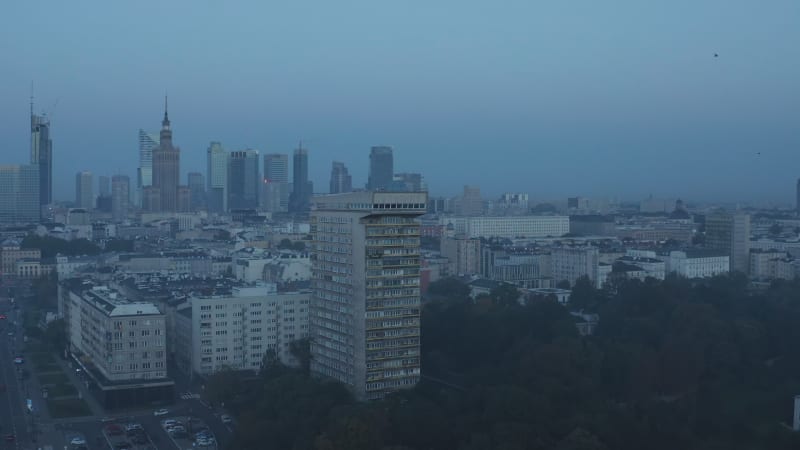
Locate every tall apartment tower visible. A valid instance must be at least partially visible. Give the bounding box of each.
[329,161,352,194]
[0,165,39,224]
[206,142,228,213]
[151,98,180,212]
[705,211,751,274]
[111,175,130,222]
[30,108,53,206]
[228,149,260,210]
[289,146,313,213]
[263,153,289,212]
[75,171,93,209]
[137,130,159,207]
[187,172,205,211]
[367,146,393,191]
[310,191,427,400]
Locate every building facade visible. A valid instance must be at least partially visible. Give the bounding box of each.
[705,211,750,274]
[31,112,53,206]
[75,171,94,209]
[310,191,426,400]
[0,165,40,225]
[289,146,312,213]
[367,146,394,191]
[263,153,289,213]
[667,250,729,278]
[137,129,159,207]
[329,161,352,194]
[440,215,570,239]
[228,149,260,210]
[551,246,600,288]
[206,141,228,213]
[151,100,180,212]
[188,172,205,211]
[111,175,130,222]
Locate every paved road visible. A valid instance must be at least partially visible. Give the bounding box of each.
[0,296,32,450]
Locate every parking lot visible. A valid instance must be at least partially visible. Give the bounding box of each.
[161,415,217,450]
[102,419,156,450]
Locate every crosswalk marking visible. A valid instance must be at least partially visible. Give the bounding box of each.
[180,393,200,400]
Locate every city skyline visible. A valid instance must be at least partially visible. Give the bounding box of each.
[1,1,799,204]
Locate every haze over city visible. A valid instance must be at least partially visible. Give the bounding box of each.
[1,0,798,203]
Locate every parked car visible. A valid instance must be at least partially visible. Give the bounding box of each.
[153,408,169,416]
[70,437,87,445]
[221,414,233,424]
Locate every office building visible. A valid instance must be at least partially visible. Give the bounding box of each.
[75,171,94,209]
[111,175,130,222]
[458,185,483,216]
[667,250,730,279]
[137,129,159,207]
[440,235,481,276]
[206,142,228,213]
[289,146,312,213]
[98,176,110,197]
[228,149,260,210]
[310,191,427,400]
[263,154,289,212]
[177,185,191,213]
[30,110,52,206]
[551,246,600,288]
[188,172,205,211]
[393,173,426,193]
[151,99,180,212]
[367,146,393,191]
[174,285,311,376]
[0,165,40,225]
[705,211,751,274]
[60,279,173,409]
[439,215,570,239]
[329,161,352,194]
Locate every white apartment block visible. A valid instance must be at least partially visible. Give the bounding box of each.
[175,284,310,376]
[62,282,167,381]
[551,246,600,288]
[667,250,729,279]
[439,215,569,239]
[311,191,426,400]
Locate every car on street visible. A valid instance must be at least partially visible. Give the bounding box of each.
[4,434,14,442]
[0,314,7,319]
[6,331,13,336]
[221,414,233,424]
[70,436,87,445]
[13,357,23,364]
[153,408,169,416]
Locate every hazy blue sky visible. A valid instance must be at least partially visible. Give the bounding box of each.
[1,1,798,203]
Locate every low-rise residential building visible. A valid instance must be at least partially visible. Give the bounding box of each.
[1,238,40,278]
[174,284,311,377]
[666,250,729,279]
[749,250,796,281]
[440,235,481,276]
[59,278,173,409]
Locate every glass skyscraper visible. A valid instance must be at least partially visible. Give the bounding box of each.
[31,113,52,206]
[367,146,394,191]
[206,142,228,213]
[0,165,40,224]
[228,149,260,210]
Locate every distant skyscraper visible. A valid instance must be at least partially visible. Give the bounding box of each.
[206,142,228,213]
[0,165,40,224]
[111,175,130,222]
[188,172,205,211]
[310,191,427,400]
[706,211,751,274]
[228,149,260,210]
[30,109,52,206]
[458,185,483,216]
[75,171,93,209]
[98,176,110,197]
[796,179,800,214]
[137,129,159,206]
[367,146,393,191]
[289,146,312,213]
[151,98,180,212]
[263,154,289,212]
[177,185,191,213]
[329,161,352,194]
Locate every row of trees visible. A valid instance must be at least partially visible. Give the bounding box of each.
[215,275,800,450]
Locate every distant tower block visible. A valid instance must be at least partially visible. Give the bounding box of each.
[793,395,800,431]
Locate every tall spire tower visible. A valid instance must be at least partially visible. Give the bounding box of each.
[30,83,52,207]
[151,97,180,212]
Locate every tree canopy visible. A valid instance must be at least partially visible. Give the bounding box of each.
[21,234,100,258]
[219,276,800,450]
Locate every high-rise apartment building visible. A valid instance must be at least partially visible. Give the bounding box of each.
[263,154,289,212]
[289,146,312,213]
[310,191,427,400]
[458,185,483,216]
[151,99,180,212]
[188,172,205,211]
[137,130,159,207]
[111,175,130,222]
[206,142,228,213]
[367,146,394,191]
[75,171,93,209]
[227,149,260,210]
[0,165,40,225]
[705,211,751,274]
[329,161,352,194]
[30,111,52,206]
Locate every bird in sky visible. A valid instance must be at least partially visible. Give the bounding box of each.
[714,53,719,58]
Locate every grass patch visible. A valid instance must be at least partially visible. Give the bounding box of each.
[38,372,70,385]
[46,383,78,398]
[46,398,92,418]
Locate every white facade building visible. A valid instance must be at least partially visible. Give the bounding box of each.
[666,250,729,279]
[551,246,600,288]
[439,215,569,239]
